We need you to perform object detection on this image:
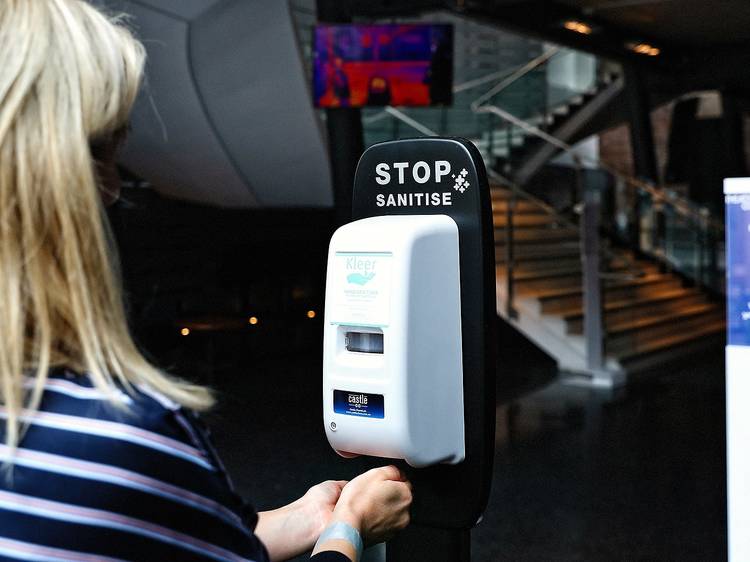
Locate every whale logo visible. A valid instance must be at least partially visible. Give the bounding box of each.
[347,272,375,285]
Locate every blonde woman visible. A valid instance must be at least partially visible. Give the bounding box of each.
[0,1,411,561]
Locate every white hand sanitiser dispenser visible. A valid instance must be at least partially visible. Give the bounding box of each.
[321,138,496,543]
[323,214,465,468]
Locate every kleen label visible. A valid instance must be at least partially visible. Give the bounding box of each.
[329,251,393,328]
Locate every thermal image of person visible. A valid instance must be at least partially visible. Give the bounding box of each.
[331,56,351,107]
[366,76,392,106]
[425,34,452,105]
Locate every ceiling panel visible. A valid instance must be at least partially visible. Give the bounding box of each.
[559,0,750,47]
[124,0,224,20]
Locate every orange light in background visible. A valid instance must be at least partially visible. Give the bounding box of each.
[307,310,316,319]
[563,20,593,35]
[627,42,660,56]
[180,328,190,336]
[249,316,259,325]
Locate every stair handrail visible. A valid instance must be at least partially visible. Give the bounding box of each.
[469,46,561,112]
[487,168,571,226]
[488,167,649,277]
[474,103,724,235]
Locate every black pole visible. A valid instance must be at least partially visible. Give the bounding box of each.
[623,65,658,182]
[315,0,365,226]
[623,64,659,249]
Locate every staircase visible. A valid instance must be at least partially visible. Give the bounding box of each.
[493,187,726,381]
[474,72,624,185]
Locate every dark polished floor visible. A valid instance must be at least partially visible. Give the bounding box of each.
[202,324,726,562]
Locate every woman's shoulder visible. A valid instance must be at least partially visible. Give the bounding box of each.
[20,370,219,480]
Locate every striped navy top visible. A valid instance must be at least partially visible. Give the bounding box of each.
[0,370,349,562]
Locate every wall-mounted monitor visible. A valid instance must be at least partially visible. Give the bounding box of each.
[313,23,453,108]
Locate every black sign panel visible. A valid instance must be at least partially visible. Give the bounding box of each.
[352,137,497,530]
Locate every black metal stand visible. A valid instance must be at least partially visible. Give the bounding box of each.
[349,138,497,562]
[387,525,471,562]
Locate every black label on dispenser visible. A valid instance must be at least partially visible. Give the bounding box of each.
[333,390,384,419]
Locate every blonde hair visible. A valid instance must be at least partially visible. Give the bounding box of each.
[0,0,213,455]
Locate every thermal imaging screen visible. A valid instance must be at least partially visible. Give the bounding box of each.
[313,24,453,108]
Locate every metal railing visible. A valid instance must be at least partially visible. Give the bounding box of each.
[475,104,725,236]
[474,99,724,377]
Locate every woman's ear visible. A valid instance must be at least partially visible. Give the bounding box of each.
[91,126,129,206]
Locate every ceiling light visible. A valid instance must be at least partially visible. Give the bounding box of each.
[627,41,660,56]
[563,20,593,35]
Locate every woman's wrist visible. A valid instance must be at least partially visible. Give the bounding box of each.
[293,493,329,546]
[314,521,363,561]
[330,504,362,533]
[256,499,318,561]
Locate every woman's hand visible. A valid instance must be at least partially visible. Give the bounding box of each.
[257,467,411,561]
[256,480,347,562]
[312,465,412,559]
[333,465,412,545]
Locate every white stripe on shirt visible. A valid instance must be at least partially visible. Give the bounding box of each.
[0,490,256,562]
[0,444,246,532]
[0,407,214,470]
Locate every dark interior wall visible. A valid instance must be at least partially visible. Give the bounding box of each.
[665,95,747,213]
[107,188,335,377]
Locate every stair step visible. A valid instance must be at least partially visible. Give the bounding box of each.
[613,318,726,361]
[493,213,560,228]
[607,302,721,336]
[490,189,511,201]
[507,262,583,280]
[495,243,580,263]
[503,241,580,256]
[491,200,548,214]
[494,226,579,245]
[506,255,654,279]
[492,204,550,219]
[516,272,583,293]
[563,289,709,332]
[568,299,717,336]
[617,323,725,374]
[498,263,585,293]
[537,275,683,314]
[498,256,583,274]
[510,261,660,293]
[606,305,725,355]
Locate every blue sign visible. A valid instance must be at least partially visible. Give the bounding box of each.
[726,187,750,346]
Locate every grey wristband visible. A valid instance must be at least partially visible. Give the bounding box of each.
[315,521,364,562]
